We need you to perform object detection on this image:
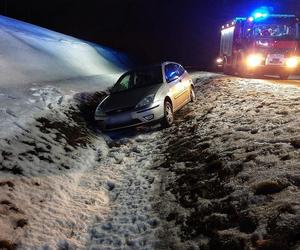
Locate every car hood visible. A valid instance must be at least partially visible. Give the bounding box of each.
[101,84,161,113]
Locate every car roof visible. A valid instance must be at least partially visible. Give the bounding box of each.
[130,62,182,71]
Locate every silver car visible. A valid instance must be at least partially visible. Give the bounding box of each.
[95,62,195,131]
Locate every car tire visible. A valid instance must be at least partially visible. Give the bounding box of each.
[279,73,289,80]
[190,87,196,103]
[161,101,174,128]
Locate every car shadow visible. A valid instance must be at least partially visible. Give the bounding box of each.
[73,91,107,129]
[105,124,161,141]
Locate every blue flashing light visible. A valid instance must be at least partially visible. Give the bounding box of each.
[251,7,270,20]
[254,12,268,19]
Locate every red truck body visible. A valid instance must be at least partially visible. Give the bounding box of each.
[219,14,300,79]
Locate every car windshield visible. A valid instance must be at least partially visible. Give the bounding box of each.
[252,22,297,39]
[110,66,163,94]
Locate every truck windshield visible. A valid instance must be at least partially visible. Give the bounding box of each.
[252,22,297,39]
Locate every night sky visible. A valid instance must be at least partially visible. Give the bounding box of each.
[1,0,300,69]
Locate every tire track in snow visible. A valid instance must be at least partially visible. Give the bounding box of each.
[87,133,165,250]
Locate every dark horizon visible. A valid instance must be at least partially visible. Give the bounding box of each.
[1,0,300,69]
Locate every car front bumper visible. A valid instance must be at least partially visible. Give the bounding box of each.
[95,101,164,131]
[248,65,297,75]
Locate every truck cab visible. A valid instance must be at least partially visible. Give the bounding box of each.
[220,13,300,79]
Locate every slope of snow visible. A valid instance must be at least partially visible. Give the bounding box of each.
[0,15,130,139]
[0,98,111,249]
[0,15,128,86]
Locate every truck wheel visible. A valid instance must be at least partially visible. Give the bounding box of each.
[223,64,233,75]
[279,74,289,80]
[236,55,248,78]
[161,101,174,128]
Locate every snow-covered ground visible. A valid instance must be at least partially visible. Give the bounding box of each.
[0,15,131,249]
[2,69,300,249]
[1,16,300,250]
[152,73,300,250]
[0,15,129,139]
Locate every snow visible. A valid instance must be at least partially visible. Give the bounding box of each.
[0,15,300,249]
[1,67,300,248]
[88,134,163,249]
[0,15,132,249]
[151,73,300,249]
[0,15,129,139]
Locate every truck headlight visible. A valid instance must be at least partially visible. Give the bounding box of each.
[247,54,264,68]
[286,57,298,68]
[216,58,223,64]
[136,94,155,109]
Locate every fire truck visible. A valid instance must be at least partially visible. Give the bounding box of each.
[218,10,300,79]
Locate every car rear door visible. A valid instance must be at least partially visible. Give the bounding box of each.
[164,63,189,111]
[177,65,191,102]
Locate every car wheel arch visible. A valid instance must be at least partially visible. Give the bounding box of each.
[164,96,173,110]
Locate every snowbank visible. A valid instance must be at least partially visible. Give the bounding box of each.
[0,15,134,249]
[0,15,129,87]
[0,15,130,138]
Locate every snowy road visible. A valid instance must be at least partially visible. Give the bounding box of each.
[265,77,300,88]
[225,74,300,88]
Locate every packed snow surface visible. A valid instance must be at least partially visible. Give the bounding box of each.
[1,70,300,249]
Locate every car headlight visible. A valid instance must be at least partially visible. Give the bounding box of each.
[247,54,265,68]
[136,94,155,109]
[286,57,298,68]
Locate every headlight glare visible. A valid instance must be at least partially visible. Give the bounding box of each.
[216,58,223,64]
[286,57,298,68]
[247,54,264,68]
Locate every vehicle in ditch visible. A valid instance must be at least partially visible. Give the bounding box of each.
[94,62,195,131]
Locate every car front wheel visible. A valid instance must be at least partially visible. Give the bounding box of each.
[161,101,174,128]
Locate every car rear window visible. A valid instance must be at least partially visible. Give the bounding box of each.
[165,63,185,83]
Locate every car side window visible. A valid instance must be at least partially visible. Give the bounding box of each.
[165,64,180,83]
